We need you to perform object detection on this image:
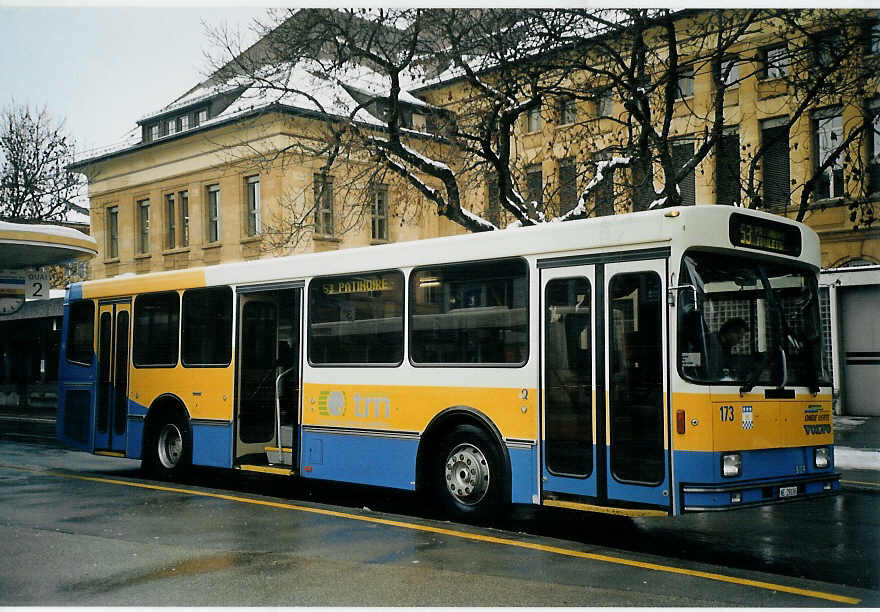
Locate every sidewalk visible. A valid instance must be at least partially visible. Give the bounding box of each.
[832,416,880,488]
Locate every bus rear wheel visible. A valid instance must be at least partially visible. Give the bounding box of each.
[143,415,191,479]
[433,424,505,521]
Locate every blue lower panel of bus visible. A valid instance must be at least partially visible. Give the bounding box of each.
[300,430,537,502]
[191,422,234,468]
[674,447,836,483]
[302,428,419,490]
[125,400,147,459]
[123,399,232,468]
[673,448,839,511]
[508,445,538,504]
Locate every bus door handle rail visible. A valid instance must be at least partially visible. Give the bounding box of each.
[275,366,297,450]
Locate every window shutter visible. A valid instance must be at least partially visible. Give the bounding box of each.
[632,159,655,211]
[527,166,543,207]
[762,123,790,208]
[671,142,696,206]
[559,160,578,214]
[716,130,740,206]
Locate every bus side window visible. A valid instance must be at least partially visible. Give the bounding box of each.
[66,300,95,365]
[182,286,233,367]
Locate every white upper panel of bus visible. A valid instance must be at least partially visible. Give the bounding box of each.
[79,206,820,298]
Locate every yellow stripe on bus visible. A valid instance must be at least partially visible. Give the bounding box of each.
[0,463,861,606]
[81,269,207,299]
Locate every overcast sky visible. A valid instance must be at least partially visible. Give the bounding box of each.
[0,6,267,154]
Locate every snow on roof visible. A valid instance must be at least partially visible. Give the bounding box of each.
[79,11,665,164]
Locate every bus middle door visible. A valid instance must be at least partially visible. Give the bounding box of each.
[540,265,598,499]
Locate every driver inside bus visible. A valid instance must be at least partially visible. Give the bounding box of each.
[707,318,747,380]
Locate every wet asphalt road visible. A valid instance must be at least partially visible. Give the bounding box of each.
[0,419,877,606]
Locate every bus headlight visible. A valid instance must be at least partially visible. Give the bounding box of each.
[814,447,831,469]
[722,453,742,478]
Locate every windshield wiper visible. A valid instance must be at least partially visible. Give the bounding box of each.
[740,266,787,395]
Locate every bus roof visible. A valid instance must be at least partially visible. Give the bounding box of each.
[75,206,819,300]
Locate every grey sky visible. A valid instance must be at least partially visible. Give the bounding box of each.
[0,6,266,154]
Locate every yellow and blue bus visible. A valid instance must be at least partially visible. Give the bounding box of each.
[57,206,839,518]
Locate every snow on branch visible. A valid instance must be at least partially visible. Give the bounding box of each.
[555,156,632,222]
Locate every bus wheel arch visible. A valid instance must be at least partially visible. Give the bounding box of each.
[417,407,511,520]
[142,394,192,479]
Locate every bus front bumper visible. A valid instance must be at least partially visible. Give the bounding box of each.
[680,473,840,511]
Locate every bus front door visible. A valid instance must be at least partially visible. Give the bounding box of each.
[540,258,670,515]
[235,288,301,469]
[94,301,131,454]
[604,259,669,511]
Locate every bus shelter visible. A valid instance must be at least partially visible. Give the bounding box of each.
[0,221,97,413]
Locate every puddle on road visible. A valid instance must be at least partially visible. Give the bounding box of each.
[59,551,295,595]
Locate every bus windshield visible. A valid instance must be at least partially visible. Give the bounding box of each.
[677,250,828,390]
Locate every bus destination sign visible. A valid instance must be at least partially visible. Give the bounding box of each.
[729,213,801,257]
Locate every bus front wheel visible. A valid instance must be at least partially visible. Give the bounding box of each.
[434,424,505,521]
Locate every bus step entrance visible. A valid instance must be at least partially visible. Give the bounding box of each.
[264,444,294,466]
[236,464,295,476]
[265,424,295,466]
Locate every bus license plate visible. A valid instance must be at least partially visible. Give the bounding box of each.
[779,486,798,498]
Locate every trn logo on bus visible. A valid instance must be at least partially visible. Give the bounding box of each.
[317,390,391,420]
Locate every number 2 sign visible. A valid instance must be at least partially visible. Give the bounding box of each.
[26,271,50,300]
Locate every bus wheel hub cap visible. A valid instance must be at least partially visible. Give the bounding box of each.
[158,424,183,468]
[445,443,489,505]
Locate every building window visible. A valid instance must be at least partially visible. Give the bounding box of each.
[527,104,542,133]
[165,193,176,249]
[597,88,613,118]
[309,270,404,365]
[149,124,159,141]
[814,31,841,68]
[559,159,578,215]
[716,128,740,205]
[677,66,694,99]
[671,141,696,206]
[868,99,880,193]
[314,174,334,236]
[721,57,739,87]
[526,165,543,208]
[137,198,150,254]
[166,119,177,136]
[761,117,791,208]
[410,258,528,365]
[206,185,221,243]
[813,108,844,200]
[762,45,789,79]
[106,206,119,259]
[371,185,388,241]
[870,21,880,55]
[180,115,190,131]
[559,96,577,125]
[179,191,190,247]
[246,175,260,237]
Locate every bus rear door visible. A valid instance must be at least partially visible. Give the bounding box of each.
[94,300,131,454]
